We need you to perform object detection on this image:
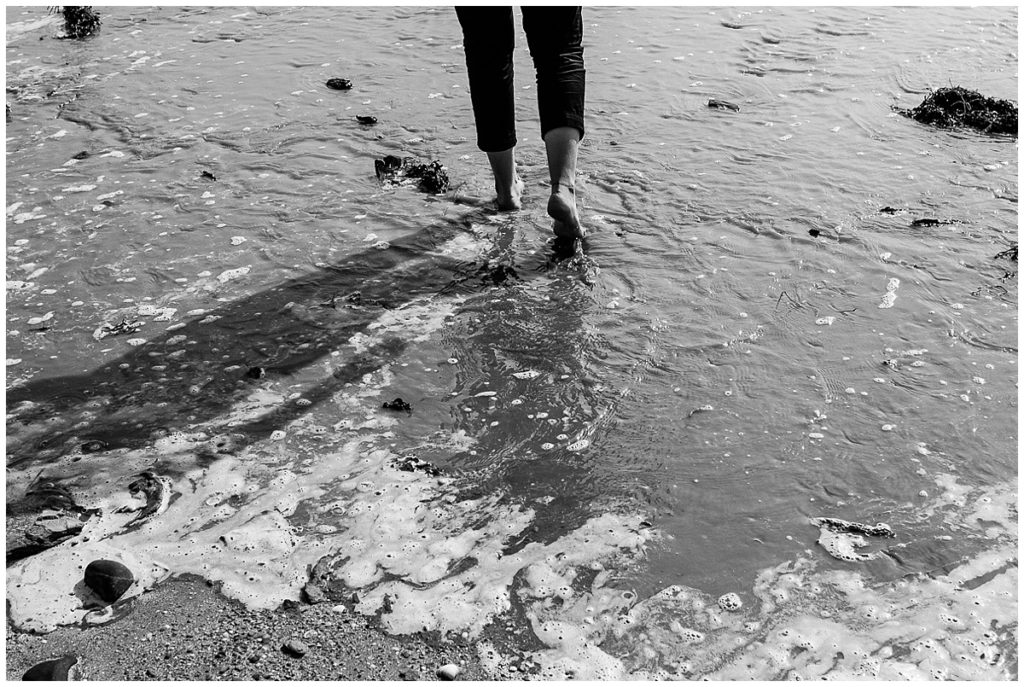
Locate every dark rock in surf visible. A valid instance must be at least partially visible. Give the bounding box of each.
[201,170,216,181]
[382,398,411,412]
[994,244,1017,262]
[394,455,441,476]
[894,86,1017,136]
[72,150,90,160]
[58,6,101,39]
[708,99,740,112]
[326,78,352,91]
[405,160,449,194]
[84,559,135,602]
[812,517,894,538]
[878,206,905,214]
[246,366,266,380]
[23,655,79,681]
[808,229,821,238]
[374,156,450,194]
[356,115,377,125]
[911,218,959,227]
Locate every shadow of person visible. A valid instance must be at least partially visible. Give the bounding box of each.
[6,205,515,471]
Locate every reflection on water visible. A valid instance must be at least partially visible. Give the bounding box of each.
[6,5,1017,679]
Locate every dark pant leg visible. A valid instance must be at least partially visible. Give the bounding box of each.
[456,7,517,152]
[521,6,585,141]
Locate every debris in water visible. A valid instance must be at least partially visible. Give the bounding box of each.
[894,86,1017,136]
[878,206,905,214]
[83,559,134,602]
[708,99,740,112]
[201,170,216,181]
[688,405,714,417]
[382,398,412,412]
[246,366,266,379]
[356,115,378,125]
[808,228,821,237]
[72,150,89,160]
[326,78,352,91]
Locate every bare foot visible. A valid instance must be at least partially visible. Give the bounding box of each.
[496,175,524,211]
[547,185,584,239]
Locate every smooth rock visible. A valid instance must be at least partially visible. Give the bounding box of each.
[84,559,134,602]
[23,655,78,680]
[437,664,460,681]
[282,639,308,657]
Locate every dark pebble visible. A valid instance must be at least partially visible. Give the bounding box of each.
[382,398,411,412]
[809,229,821,237]
[84,559,134,602]
[23,655,78,681]
[326,78,352,91]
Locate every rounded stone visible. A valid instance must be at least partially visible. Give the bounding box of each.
[84,559,134,602]
[282,639,308,657]
[437,664,460,681]
[23,655,78,680]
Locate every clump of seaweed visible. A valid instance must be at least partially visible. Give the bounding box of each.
[50,6,101,39]
[895,86,1017,136]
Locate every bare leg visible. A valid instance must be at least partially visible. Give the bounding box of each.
[486,147,524,211]
[543,126,584,239]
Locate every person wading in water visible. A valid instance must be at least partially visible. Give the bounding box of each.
[456,6,586,241]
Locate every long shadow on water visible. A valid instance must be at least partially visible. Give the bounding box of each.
[6,206,549,472]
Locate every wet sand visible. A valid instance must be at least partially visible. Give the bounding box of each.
[6,574,515,681]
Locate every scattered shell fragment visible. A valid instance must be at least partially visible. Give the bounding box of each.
[566,439,590,452]
[512,369,541,380]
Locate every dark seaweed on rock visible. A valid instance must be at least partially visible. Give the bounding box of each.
[405,161,450,194]
[895,86,1017,136]
[374,156,449,194]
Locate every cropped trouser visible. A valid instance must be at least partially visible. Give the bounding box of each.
[456,6,585,152]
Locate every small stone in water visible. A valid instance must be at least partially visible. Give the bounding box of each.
[881,424,895,431]
[246,366,266,379]
[326,77,353,90]
[382,398,412,412]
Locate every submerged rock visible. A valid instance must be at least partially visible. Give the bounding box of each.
[895,86,1017,136]
[708,98,740,112]
[84,559,135,602]
[382,398,411,412]
[23,655,79,681]
[326,78,352,91]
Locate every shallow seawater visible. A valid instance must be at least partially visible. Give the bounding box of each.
[6,6,1017,680]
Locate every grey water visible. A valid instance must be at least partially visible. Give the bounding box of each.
[6,5,1018,680]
